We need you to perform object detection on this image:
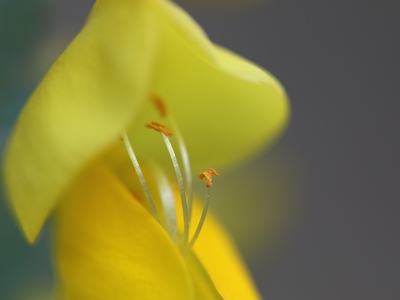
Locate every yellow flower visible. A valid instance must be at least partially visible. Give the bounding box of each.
[4,0,289,299]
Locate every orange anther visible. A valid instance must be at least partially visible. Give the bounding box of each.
[146,121,173,137]
[151,94,167,117]
[198,168,220,187]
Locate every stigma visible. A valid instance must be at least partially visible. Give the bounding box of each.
[199,168,220,187]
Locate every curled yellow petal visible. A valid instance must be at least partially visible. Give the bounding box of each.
[126,0,290,170]
[4,0,158,242]
[4,0,289,245]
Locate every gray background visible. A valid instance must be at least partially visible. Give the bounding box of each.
[1,0,399,299]
[184,1,400,298]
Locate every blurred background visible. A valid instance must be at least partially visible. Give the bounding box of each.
[1,0,399,299]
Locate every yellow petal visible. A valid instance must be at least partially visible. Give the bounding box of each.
[174,194,261,299]
[191,199,262,299]
[4,0,158,242]
[127,0,289,170]
[185,252,224,300]
[54,164,192,300]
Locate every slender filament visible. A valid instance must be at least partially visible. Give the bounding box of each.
[122,132,161,223]
[168,116,193,220]
[149,163,178,242]
[188,187,211,249]
[161,132,189,246]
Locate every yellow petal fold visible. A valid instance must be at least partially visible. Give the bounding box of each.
[127,0,289,170]
[4,0,158,242]
[54,164,192,300]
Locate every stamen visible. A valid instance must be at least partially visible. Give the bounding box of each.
[121,132,161,223]
[150,95,194,221]
[168,118,193,221]
[147,122,190,246]
[161,132,190,246]
[188,168,220,249]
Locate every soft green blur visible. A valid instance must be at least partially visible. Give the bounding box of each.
[0,1,59,298]
[208,146,305,263]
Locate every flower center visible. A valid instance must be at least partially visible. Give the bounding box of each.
[120,95,219,253]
